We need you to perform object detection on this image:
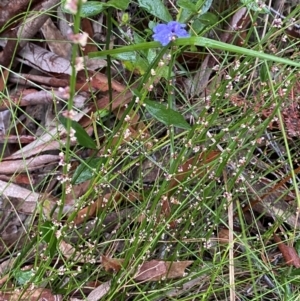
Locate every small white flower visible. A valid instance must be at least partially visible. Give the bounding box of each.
[58,86,70,99]
[124,128,131,139]
[70,128,77,142]
[158,60,165,67]
[273,18,283,28]
[212,64,219,71]
[64,0,78,14]
[62,109,76,120]
[69,32,89,47]
[75,57,84,71]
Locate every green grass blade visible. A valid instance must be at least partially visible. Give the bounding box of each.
[89,37,300,67]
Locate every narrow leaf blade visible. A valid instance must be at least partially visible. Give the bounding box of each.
[145,100,191,130]
[59,116,97,149]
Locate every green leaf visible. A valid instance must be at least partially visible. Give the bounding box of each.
[59,116,97,149]
[123,57,149,75]
[133,32,145,45]
[107,0,130,10]
[197,12,218,26]
[40,221,55,243]
[73,157,107,184]
[138,0,172,22]
[78,0,130,17]
[190,19,205,34]
[79,1,105,17]
[121,12,130,24]
[260,62,269,82]
[147,48,157,63]
[145,100,191,130]
[112,51,149,75]
[178,0,213,23]
[95,109,110,119]
[191,12,218,34]
[295,239,300,257]
[112,52,137,61]
[13,270,34,285]
[177,0,197,12]
[289,268,300,277]
[197,0,213,14]
[40,221,58,258]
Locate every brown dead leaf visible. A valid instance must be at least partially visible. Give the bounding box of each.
[113,105,149,133]
[4,105,88,161]
[102,256,124,272]
[59,240,90,262]
[86,281,111,301]
[237,167,300,229]
[99,258,192,282]
[0,135,35,144]
[79,90,133,135]
[0,69,9,92]
[217,228,230,244]
[40,17,71,59]
[86,70,125,93]
[81,19,98,55]
[82,56,107,71]
[273,234,300,268]
[0,174,34,185]
[10,70,119,95]
[163,261,193,279]
[0,110,11,144]
[4,140,61,161]
[96,90,133,112]
[0,0,36,29]
[65,180,91,207]
[74,191,141,224]
[74,192,111,225]
[18,43,72,75]
[0,274,9,287]
[134,260,166,282]
[0,288,62,301]
[0,89,87,112]
[160,195,176,228]
[0,154,59,174]
[223,7,250,46]
[134,260,193,282]
[158,150,220,228]
[168,150,220,195]
[0,180,39,214]
[287,27,300,39]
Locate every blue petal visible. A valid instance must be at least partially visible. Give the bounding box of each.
[153,24,168,34]
[153,31,172,46]
[152,21,190,46]
[175,28,190,38]
[167,21,186,32]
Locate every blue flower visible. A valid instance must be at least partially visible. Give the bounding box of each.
[152,21,190,46]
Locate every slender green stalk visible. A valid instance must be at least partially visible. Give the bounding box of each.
[59,2,82,218]
[105,7,113,113]
[89,37,300,68]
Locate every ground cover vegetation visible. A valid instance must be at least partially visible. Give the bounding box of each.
[0,0,300,300]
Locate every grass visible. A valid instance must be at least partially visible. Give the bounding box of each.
[1,0,300,300]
